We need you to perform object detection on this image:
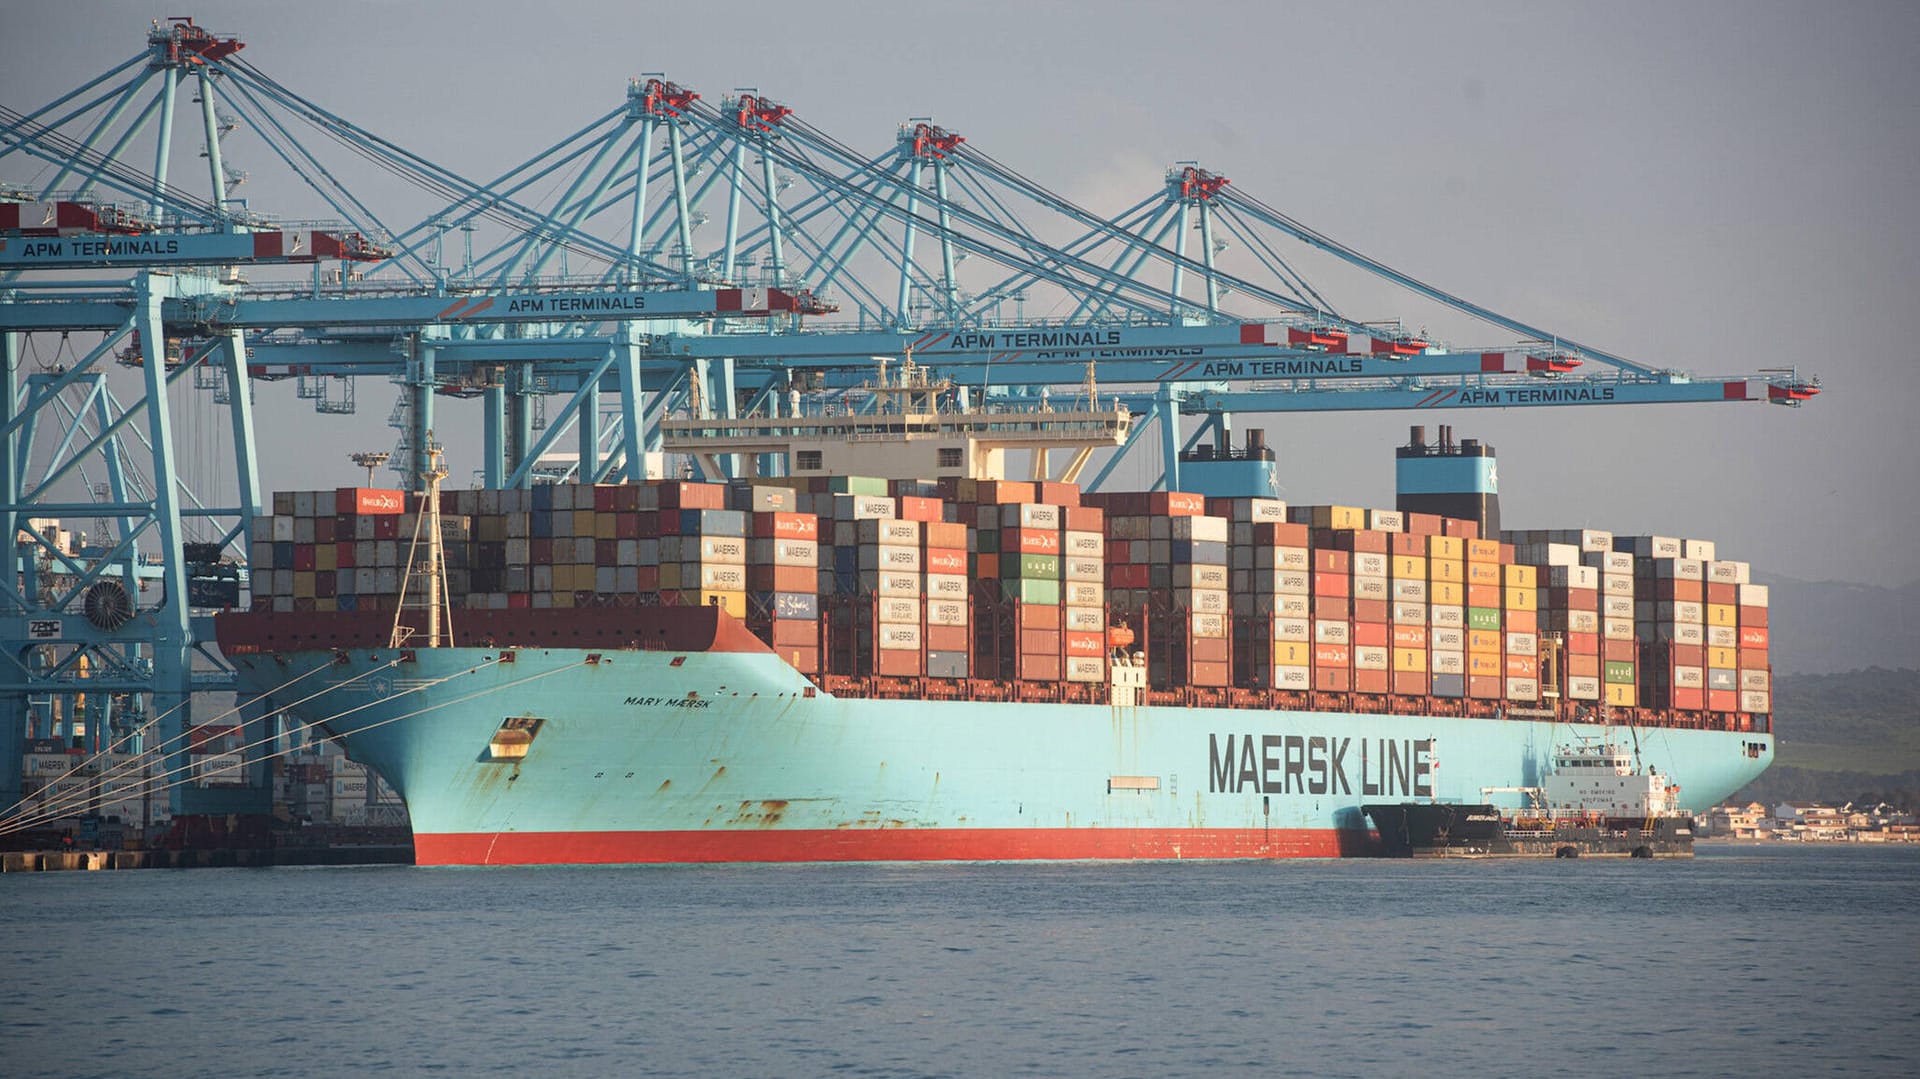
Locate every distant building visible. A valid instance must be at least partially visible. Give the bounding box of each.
[1709,801,1770,838]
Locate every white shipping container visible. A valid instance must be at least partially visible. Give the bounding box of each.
[749,538,818,566]
[1190,612,1227,638]
[1236,498,1289,522]
[1353,553,1388,578]
[1581,550,1634,575]
[1707,626,1738,648]
[1063,530,1105,558]
[1431,604,1464,628]
[1547,565,1599,589]
[1431,650,1466,676]
[859,570,923,597]
[1519,542,1581,568]
[1604,594,1634,618]
[1175,564,1228,589]
[1314,620,1350,644]
[927,573,968,599]
[997,503,1060,530]
[1567,676,1602,700]
[1602,574,1634,597]
[1260,569,1311,596]
[1604,617,1635,641]
[197,753,247,786]
[1064,605,1104,632]
[1177,587,1230,614]
[1273,594,1310,619]
[1737,583,1770,607]
[1392,601,1427,625]
[1740,669,1771,691]
[1272,665,1311,690]
[1064,557,1104,583]
[1255,546,1311,571]
[1353,645,1388,671]
[332,776,370,799]
[876,597,922,625]
[1504,631,1537,655]
[1740,690,1772,713]
[1065,656,1107,683]
[1367,509,1405,532]
[1064,582,1104,607]
[835,494,897,521]
[1391,578,1428,601]
[1353,575,1388,600]
[1682,539,1716,561]
[1707,560,1751,584]
[858,518,923,545]
[1674,665,1705,689]
[1431,627,1466,651]
[875,623,922,650]
[1272,617,1311,643]
[859,544,923,573]
[1170,515,1229,544]
[1658,601,1705,623]
[1505,677,1541,701]
[1551,529,1614,553]
[1619,535,1682,559]
[686,563,747,591]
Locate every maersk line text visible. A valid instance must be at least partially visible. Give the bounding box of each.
[1207,734,1434,797]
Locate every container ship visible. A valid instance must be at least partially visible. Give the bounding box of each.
[215,373,1775,865]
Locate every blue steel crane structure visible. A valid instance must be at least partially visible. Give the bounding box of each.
[0,19,1816,827]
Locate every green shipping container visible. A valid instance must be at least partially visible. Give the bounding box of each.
[1604,660,1637,684]
[1003,577,1061,605]
[1467,607,1501,632]
[1004,553,1061,580]
[825,475,889,496]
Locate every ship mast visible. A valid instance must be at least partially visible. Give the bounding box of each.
[390,435,452,649]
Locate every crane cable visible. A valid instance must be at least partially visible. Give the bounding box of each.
[0,656,405,832]
[0,654,589,837]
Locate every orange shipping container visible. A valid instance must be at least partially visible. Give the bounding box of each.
[1392,625,1429,649]
[1506,609,1538,634]
[1314,643,1352,667]
[1739,626,1769,649]
[1065,631,1106,657]
[924,548,967,575]
[1505,654,1538,678]
[751,512,818,541]
[1567,653,1601,678]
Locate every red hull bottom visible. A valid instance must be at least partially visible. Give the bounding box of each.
[414,827,1378,866]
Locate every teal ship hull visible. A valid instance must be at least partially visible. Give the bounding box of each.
[228,638,1773,866]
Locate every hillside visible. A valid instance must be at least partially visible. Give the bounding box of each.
[1758,576,1920,675]
[1733,667,1920,809]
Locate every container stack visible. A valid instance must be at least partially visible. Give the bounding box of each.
[1465,537,1504,700]
[1425,528,1465,696]
[1225,499,1310,692]
[1060,500,1108,684]
[1311,512,1392,696]
[1391,517,1440,696]
[824,488,921,678]
[1088,491,1226,689]
[743,488,819,674]
[1502,562,1540,702]
[1587,545,1638,707]
[1734,579,1771,714]
[656,482,747,619]
[1622,535,1707,711]
[917,500,970,680]
[251,487,471,614]
[982,484,1063,682]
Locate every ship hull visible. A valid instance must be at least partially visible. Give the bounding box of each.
[233,645,1771,866]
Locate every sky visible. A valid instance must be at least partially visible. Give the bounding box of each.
[6,0,1918,585]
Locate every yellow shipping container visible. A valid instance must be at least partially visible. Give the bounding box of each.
[1429,559,1464,584]
[596,513,617,540]
[1427,536,1464,560]
[691,589,748,619]
[1707,603,1737,627]
[1605,683,1636,707]
[1273,641,1312,667]
[1312,505,1366,530]
[553,590,576,608]
[315,545,337,572]
[315,597,337,612]
[1466,561,1500,585]
[1392,555,1427,579]
[1466,538,1500,563]
[1468,652,1502,676]
[659,563,681,590]
[1503,564,1538,588]
[1429,581,1464,606]
[1708,646,1739,670]
[573,510,596,537]
[1504,587,1538,612]
[1467,629,1502,653]
[1392,647,1429,673]
[293,571,316,599]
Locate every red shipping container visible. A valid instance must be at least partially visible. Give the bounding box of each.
[1392,671,1428,696]
[1315,529,1389,554]
[1652,579,1705,603]
[749,512,814,541]
[1546,587,1599,609]
[1672,643,1706,667]
[337,487,405,515]
[1706,582,1737,605]
[1252,521,1311,548]
[1565,631,1600,654]
[1015,653,1061,681]
[1739,626,1769,650]
[1441,518,1479,539]
[1466,583,1501,608]
[1671,687,1705,710]
[1707,689,1737,713]
[1603,638,1635,662]
[876,650,924,678]
[635,566,660,591]
[1739,648,1769,670]
[596,540,618,566]
[1739,606,1768,628]
[657,482,726,510]
[1498,542,1516,564]
[1312,595,1351,620]
[975,480,1036,505]
[1063,506,1105,533]
[896,495,942,523]
[1312,550,1351,574]
[335,542,356,569]
[1020,629,1060,654]
[315,517,336,544]
[1187,636,1230,664]
[1390,533,1427,556]
[1148,491,1205,517]
[978,553,1000,578]
[1109,564,1150,588]
[1065,631,1106,657]
[1314,668,1352,692]
[769,619,815,647]
[926,624,970,652]
[1351,599,1390,624]
[1353,669,1390,694]
[614,512,642,539]
[748,565,815,593]
[508,592,531,609]
[1312,571,1351,598]
[1467,675,1502,699]
[1352,621,1390,648]
[373,516,400,540]
[924,521,967,549]
[529,539,551,564]
[635,511,662,538]
[923,548,966,575]
[293,545,315,572]
[1005,528,1061,556]
[1019,604,1062,631]
[1505,655,1537,678]
[1405,513,1444,537]
[1314,643,1351,667]
[595,486,618,512]
[1506,610,1538,633]
[1034,481,1080,507]
[1188,660,1230,687]
[1567,653,1601,678]
[315,573,335,598]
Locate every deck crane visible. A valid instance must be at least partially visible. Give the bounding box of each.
[1,20,1818,830]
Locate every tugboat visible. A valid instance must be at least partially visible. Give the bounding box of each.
[1365,733,1694,858]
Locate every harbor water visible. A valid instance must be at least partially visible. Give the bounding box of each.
[2,843,1914,1077]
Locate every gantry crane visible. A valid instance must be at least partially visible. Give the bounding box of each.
[0,18,1817,827]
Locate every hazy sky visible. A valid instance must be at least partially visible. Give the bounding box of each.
[6,1,1917,586]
